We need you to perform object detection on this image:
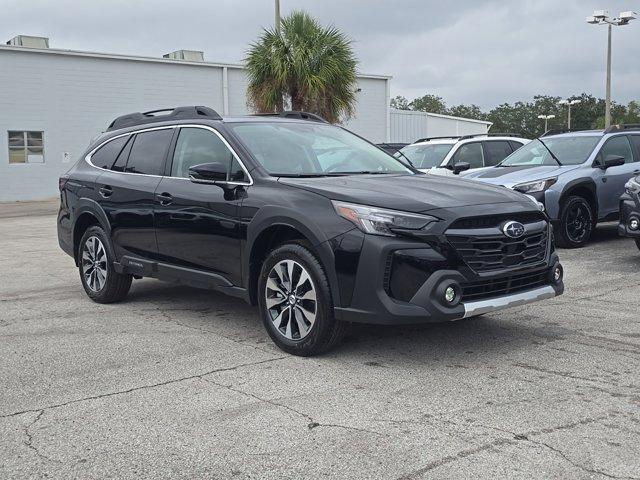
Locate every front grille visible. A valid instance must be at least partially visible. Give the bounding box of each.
[449,212,545,230]
[461,269,550,302]
[446,216,549,272]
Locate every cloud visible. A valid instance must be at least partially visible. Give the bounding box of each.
[2,0,638,109]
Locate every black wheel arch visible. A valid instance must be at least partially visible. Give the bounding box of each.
[245,207,350,308]
[72,199,112,265]
[559,179,599,221]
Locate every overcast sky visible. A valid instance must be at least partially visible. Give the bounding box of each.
[2,0,638,109]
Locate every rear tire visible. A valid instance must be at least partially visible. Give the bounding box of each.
[555,196,594,248]
[78,226,132,303]
[258,242,344,356]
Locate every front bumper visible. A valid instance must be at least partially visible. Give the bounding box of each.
[618,195,640,238]
[333,218,564,325]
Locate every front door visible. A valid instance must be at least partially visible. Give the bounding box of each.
[154,126,249,286]
[95,127,174,260]
[594,135,640,218]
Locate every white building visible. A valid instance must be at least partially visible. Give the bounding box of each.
[0,37,391,201]
[389,108,493,144]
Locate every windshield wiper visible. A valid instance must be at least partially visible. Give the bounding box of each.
[536,138,563,166]
[393,150,416,168]
[325,171,396,176]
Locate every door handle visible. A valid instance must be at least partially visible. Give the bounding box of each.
[99,185,113,198]
[157,192,173,205]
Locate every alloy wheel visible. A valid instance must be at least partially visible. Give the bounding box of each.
[265,259,317,340]
[82,236,108,292]
[566,203,591,243]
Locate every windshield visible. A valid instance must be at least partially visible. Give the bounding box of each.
[395,143,453,169]
[227,122,413,176]
[500,136,600,167]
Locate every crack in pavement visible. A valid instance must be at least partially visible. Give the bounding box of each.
[512,362,637,390]
[202,377,384,437]
[0,356,286,419]
[22,410,60,464]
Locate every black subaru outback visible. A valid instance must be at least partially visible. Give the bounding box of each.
[58,106,564,355]
[619,174,640,250]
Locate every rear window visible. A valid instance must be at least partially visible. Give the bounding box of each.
[125,129,173,175]
[91,136,129,169]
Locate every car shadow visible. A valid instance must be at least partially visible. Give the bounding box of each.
[123,279,560,363]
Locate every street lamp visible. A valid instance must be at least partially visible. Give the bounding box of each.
[586,10,636,128]
[559,99,581,129]
[538,114,556,131]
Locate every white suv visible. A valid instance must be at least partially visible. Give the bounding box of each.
[397,134,530,176]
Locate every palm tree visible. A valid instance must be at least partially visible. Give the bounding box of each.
[245,10,358,124]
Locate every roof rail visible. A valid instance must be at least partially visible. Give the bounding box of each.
[414,136,461,143]
[107,106,222,131]
[255,111,328,123]
[458,132,523,140]
[604,123,640,134]
[540,128,588,137]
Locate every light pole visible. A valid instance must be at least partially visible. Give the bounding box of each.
[538,114,556,132]
[559,99,581,129]
[275,0,281,34]
[587,10,636,128]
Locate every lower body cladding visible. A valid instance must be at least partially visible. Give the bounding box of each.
[333,233,564,325]
[618,195,640,239]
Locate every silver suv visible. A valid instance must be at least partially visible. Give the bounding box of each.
[397,134,530,175]
[464,125,640,248]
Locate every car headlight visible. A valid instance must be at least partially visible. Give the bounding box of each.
[332,201,438,236]
[513,177,557,194]
[625,177,640,195]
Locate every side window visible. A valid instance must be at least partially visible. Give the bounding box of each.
[111,136,133,172]
[599,135,634,164]
[628,136,640,162]
[125,129,173,175]
[509,140,525,152]
[452,142,484,168]
[91,136,129,169]
[171,127,247,182]
[483,141,513,166]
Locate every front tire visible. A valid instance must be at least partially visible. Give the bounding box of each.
[78,226,132,303]
[258,243,344,356]
[555,196,594,248]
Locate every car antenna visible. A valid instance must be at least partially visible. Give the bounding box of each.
[535,137,563,166]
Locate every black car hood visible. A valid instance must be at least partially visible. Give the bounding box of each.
[278,174,531,213]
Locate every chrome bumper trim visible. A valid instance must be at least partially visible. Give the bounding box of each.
[462,285,556,318]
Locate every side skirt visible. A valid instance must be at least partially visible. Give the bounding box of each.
[114,256,250,302]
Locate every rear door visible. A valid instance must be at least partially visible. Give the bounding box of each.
[95,127,174,260]
[594,135,640,217]
[482,140,514,166]
[154,126,249,286]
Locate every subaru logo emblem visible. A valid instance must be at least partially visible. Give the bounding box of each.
[503,221,525,238]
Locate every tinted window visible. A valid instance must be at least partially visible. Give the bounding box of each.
[91,136,128,169]
[172,128,235,178]
[125,129,173,175]
[509,140,525,152]
[483,141,513,166]
[229,158,247,182]
[599,135,634,164]
[452,142,484,168]
[111,136,133,172]
[629,136,640,161]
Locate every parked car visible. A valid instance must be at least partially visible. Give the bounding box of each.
[619,173,640,249]
[396,134,529,175]
[464,126,640,248]
[57,106,564,356]
[376,142,408,155]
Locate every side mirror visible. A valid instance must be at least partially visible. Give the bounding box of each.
[451,162,471,175]
[189,162,227,183]
[594,155,625,170]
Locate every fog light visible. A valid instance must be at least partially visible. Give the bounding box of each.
[444,286,456,303]
[630,217,639,231]
[553,266,563,283]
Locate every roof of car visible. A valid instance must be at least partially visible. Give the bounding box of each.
[541,130,604,138]
[410,135,529,146]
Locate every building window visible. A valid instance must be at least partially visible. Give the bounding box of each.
[8,131,44,164]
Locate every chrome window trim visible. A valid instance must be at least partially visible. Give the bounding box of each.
[85,124,253,185]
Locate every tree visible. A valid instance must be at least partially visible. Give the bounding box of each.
[447,104,486,121]
[390,95,410,110]
[409,94,448,114]
[245,10,358,123]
